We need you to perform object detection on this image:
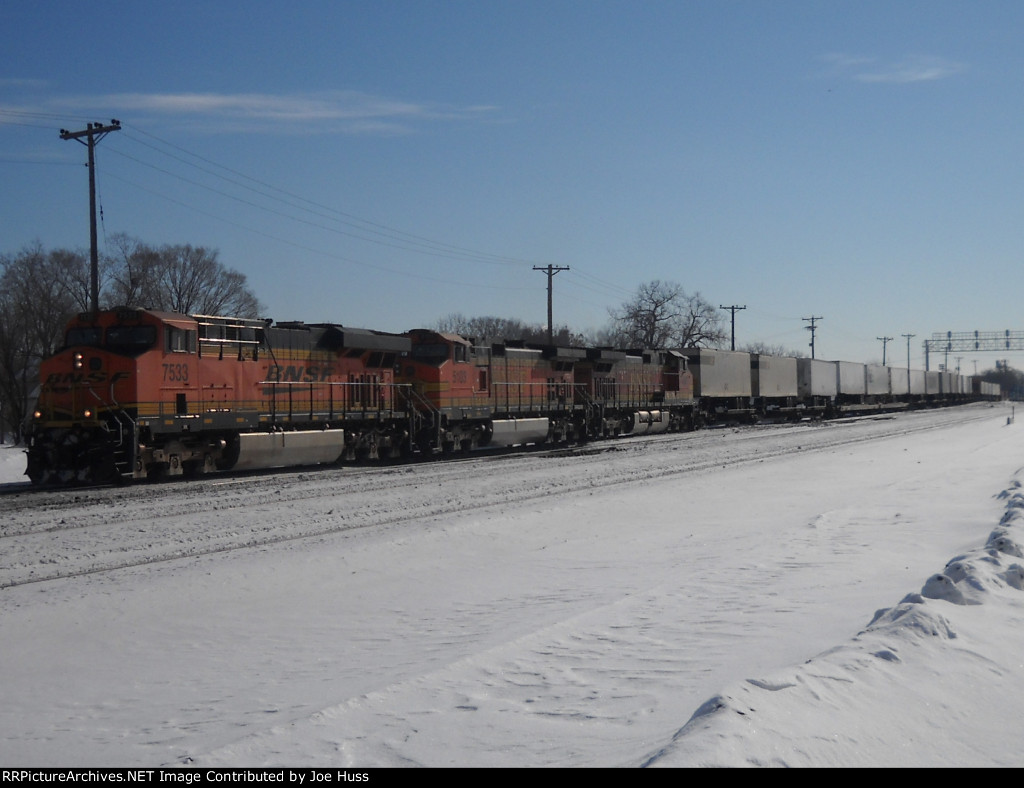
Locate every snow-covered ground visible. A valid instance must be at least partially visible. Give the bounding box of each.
[2,403,1023,767]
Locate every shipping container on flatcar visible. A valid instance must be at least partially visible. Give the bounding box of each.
[679,349,752,422]
[797,358,838,407]
[865,365,890,399]
[835,361,867,405]
[890,367,910,398]
[939,371,957,399]
[750,354,799,417]
[909,369,927,399]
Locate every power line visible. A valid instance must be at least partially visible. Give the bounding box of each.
[98,169,538,293]
[115,124,558,270]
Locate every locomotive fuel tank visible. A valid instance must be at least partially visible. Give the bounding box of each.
[488,418,551,447]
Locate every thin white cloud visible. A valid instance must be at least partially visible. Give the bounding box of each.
[821,53,966,84]
[52,89,499,133]
[857,55,966,84]
[0,77,49,89]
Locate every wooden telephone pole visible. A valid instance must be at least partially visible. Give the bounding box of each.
[803,315,823,359]
[719,304,746,351]
[60,119,121,315]
[533,264,570,343]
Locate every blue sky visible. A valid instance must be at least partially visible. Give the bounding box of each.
[3,0,1023,371]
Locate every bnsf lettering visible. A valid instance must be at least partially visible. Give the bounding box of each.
[266,364,334,382]
[45,371,131,386]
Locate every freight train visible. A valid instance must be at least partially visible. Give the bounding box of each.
[25,307,1000,484]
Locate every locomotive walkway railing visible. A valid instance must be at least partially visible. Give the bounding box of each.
[491,381,583,415]
[258,380,413,424]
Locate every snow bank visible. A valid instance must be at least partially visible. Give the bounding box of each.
[0,443,26,484]
[643,474,1024,767]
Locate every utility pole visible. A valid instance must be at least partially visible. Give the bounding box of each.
[719,304,746,351]
[902,333,915,371]
[533,264,569,343]
[60,119,121,315]
[802,315,822,359]
[876,336,893,365]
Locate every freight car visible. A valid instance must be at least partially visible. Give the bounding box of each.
[25,307,1000,485]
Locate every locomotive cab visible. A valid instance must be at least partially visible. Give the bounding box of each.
[29,308,180,483]
[401,330,497,452]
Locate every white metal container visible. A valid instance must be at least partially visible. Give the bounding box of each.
[682,349,752,398]
[751,354,798,398]
[865,365,890,396]
[836,361,867,396]
[797,358,837,398]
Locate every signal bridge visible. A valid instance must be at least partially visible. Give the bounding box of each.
[925,330,1024,370]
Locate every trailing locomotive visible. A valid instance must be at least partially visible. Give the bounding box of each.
[26,307,999,485]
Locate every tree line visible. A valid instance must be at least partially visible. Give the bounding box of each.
[0,235,261,443]
[439,280,736,350]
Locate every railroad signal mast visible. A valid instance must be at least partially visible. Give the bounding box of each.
[60,119,121,315]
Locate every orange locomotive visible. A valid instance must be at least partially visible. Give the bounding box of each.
[28,310,697,484]
[28,308,412,484]
[399,330,696,453]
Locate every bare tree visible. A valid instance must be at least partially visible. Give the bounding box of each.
[434,313,584,345]
[105,237,262,317]
[608,280,726,349]
[105,233,163,309]
[742,341,806,358]
[0,244,88,441]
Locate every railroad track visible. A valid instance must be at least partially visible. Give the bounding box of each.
[0,405,1001,589]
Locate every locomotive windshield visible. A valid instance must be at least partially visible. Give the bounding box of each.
[411,343,450,365]
[104,325,158,356]
[63,324,157,356]
[65,327,103,348]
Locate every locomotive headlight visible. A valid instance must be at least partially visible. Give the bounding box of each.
[73,352,84,369]
[33,410,42,420]
[82,409,93,419]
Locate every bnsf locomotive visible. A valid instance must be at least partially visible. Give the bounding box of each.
[26,308,695,484]
[26,307,997,485]
[28,308,411,484]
